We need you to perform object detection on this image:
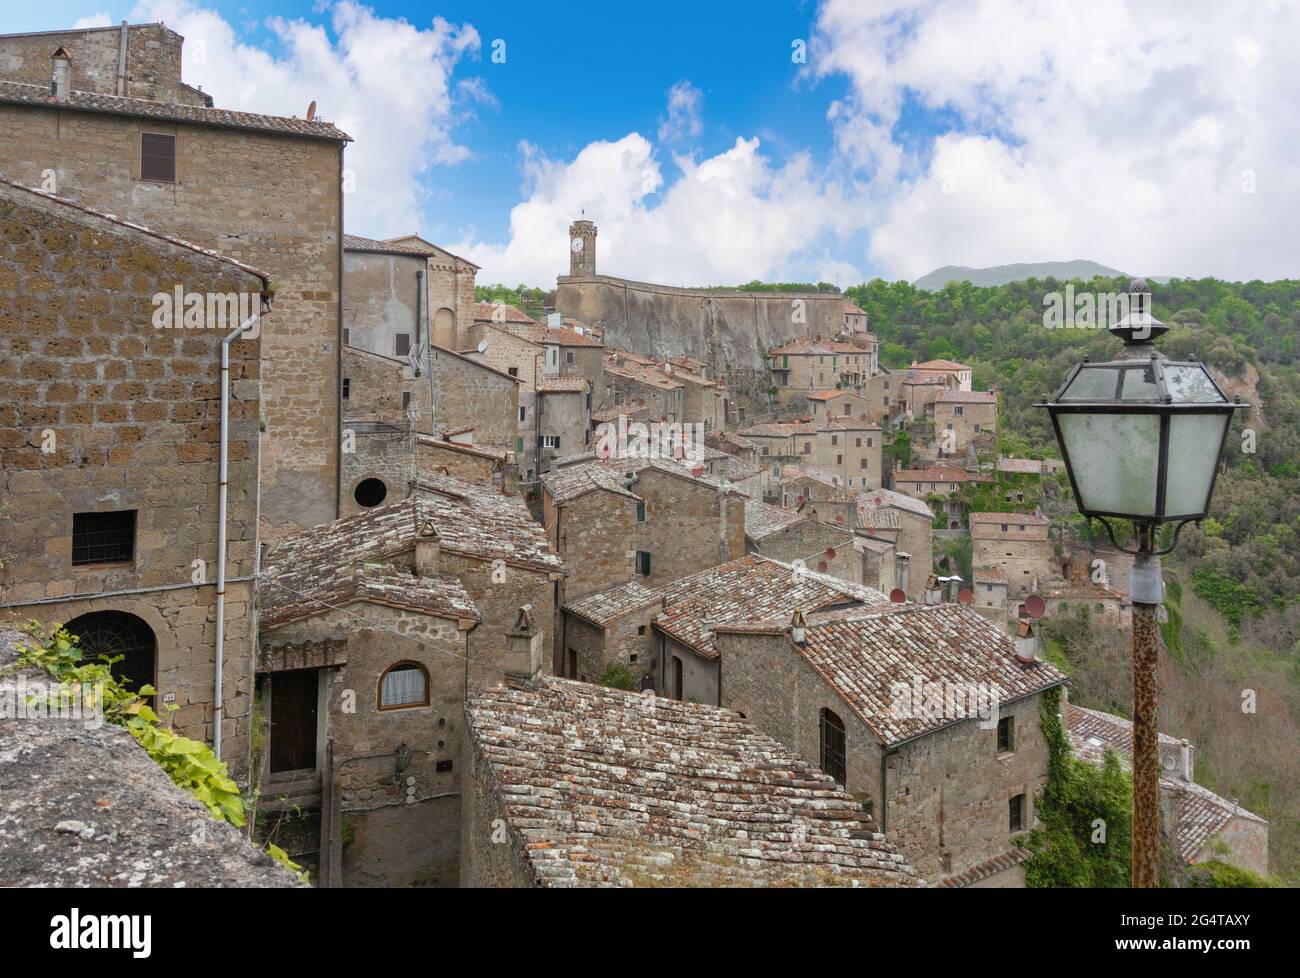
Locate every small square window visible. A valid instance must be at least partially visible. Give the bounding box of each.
[395,333,411,357]
[342,378,350,400]
[508,366,518,377]
[519,406,526,422]
[72,510,136,566]
[140,132,175,183]
[637,626,646,636]
[401,391,411,412]
[436,759,454,773]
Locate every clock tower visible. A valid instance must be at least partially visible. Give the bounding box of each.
[568,219,597,277]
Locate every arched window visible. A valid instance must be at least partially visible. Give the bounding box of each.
[820,708,847,786]
[64,610,156,692]
[378,662,429,710]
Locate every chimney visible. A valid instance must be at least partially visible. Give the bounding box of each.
[504,604,543,687]
[1179,739,1194,782]
[896,552,910,595]
[923,573,943,606]
[1014,617,1038,663]
[789,608,807,646]
[414,517,440,576]
[547,312,562,329]
[51,46,72,99]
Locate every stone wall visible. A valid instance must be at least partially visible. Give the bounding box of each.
[972,524,1055,600]
[718,628,1053,882]
[415,439,499,486]
[753,521,861,586]
[342,345,412,421]
[0,183,262,773]
[0,100,345,531]
[340,423,413,517]
[427,348,519,448]
[632,468,745,589]
[557,274,856,378]
[342,250,421,360]
[461,718,537,887]
[549,488,640,601]
[0,24,207,105]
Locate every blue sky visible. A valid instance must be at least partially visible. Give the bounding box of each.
[25,1,1299,286]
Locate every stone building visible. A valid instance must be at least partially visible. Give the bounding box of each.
[259,548,480,887]
[860,371,900,424]
[424,347,520,453]
[0,22,350,530]
[602,353,685,422]
[908,358,972,391]
[718,603,1069,884]
[0,179,265,776]
[541,457,746,604]
[970,512,1054,601]
[557,580,661,685]
[1066,702,1268,879]
[892,464,991,529]
[462,671,922,887]
[933,389,997,457]
[536,375,592,465]
[768,338,878,409]
[808,418,884,491]
[415,433,508,487]
[652,554,886,705]
[744,501,861,586]
[806,388,873,423]
[857,490,934,601]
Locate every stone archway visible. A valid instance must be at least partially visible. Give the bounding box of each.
[64,609,157,693]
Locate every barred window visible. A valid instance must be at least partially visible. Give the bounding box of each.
[820,708,847,785]
[72,511,136,566]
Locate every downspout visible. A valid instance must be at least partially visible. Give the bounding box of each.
[115,22,129,96]
[879,747,894,833]
[336,145,345,518]
[215,308,265,760]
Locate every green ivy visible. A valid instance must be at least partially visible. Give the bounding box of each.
[1023,687,1134,887]
[1190,567,1264,626]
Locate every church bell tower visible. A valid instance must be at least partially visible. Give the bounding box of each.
[568,219,597,277]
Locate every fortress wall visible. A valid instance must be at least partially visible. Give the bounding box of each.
[557,275,853,375]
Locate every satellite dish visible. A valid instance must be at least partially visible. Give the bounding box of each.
[306,100,317,122]
[1025,594,1047,620]
[476,339,488,354]
[817,561,828,573]
[889,587,906,603]
[691,464,704,477]
[825,547,836,559]
[958,588,973,604]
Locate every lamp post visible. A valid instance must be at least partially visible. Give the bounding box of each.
[1037,278,1246,887]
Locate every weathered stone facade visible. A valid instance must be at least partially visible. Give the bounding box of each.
[0,179,264,774]
[971,512,1054,600]
[0,35,348,531]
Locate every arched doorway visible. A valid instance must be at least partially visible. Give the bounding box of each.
[64,610,157,692]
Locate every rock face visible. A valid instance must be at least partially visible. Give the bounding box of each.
[556,274,856,377]
[0,628,297,888]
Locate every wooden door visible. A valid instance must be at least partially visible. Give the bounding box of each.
[270,670,318,773]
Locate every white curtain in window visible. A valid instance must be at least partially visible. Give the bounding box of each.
[381,666,426,707]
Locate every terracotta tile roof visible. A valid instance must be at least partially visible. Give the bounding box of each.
[856,507,901,531]
[914,359,971,371]
[997,457,1043,474]
[936,389,997,404]
[895,466,971,483]
[938,847,1032,887]
[542,462,640,505]
[414,474,564,572]
[563,580,661,627]
[739,422,816,438]
[969,511,1048,526]
[794,605,1069,746]
[859,488,934,522]
[0,79,350,141]
[473,301,538,325]
[344,233,436,256]
[726,455,760,483]
[973,566,1008,584]
[1064,704,1266,864]
[745,500,804,540]
[546,324,604,347]
[415,434,508,462]
[537,375,589,393]
[655,555,887,660]
[262,556,478,629]
[604,358,685,390]
[466,677,922,887]
[807,389,869,401]
[0,180,269,286]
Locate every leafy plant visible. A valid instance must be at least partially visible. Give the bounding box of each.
[597,661,639,691]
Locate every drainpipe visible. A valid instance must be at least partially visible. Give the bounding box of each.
[215,309,264,760]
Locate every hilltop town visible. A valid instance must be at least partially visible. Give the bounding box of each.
[0,21,1271,889]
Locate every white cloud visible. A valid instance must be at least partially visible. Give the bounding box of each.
[810,0,1300,281]
[72,13,113,28]
[130,0,484,237]
[658,80,703,146]
[454,134,867,287]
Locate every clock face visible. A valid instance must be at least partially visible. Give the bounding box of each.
[571,237,584,253]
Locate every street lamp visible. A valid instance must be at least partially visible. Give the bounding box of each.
[1037,278,1247,887]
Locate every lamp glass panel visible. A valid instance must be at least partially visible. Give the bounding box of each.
[1119,364,1161,402]
[1059,366,1121,402]
[1058,412,1160,516]
[1164,412,1229,517]
[1164,364,1226,403]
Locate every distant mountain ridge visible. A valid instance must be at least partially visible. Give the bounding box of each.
[912,260,1128,290]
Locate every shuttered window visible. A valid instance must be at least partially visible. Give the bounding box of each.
[140,133,176,183]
